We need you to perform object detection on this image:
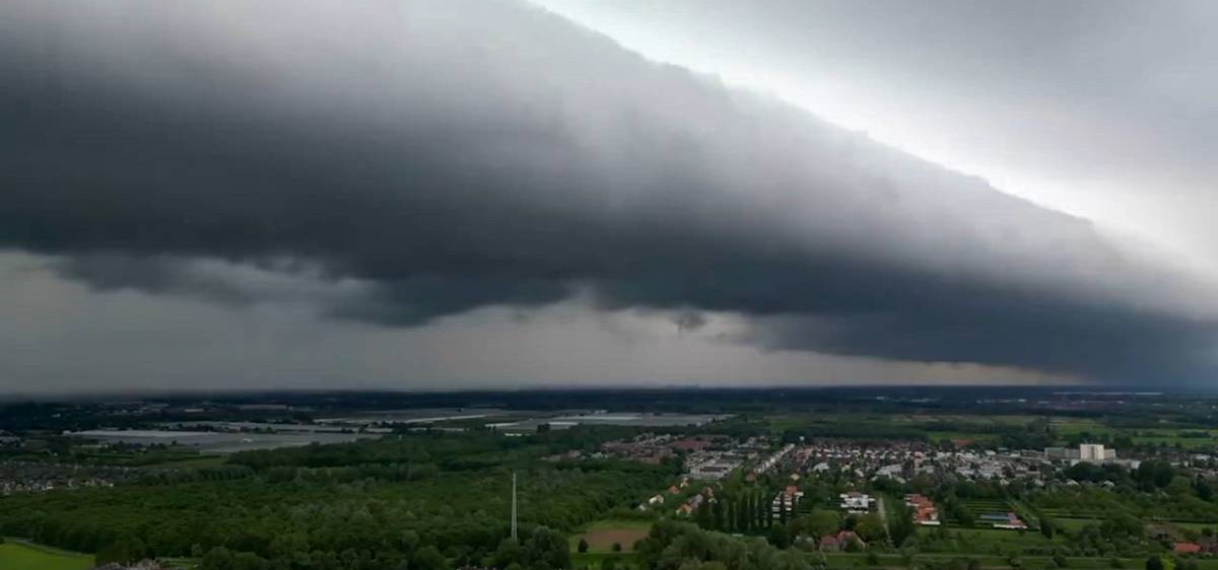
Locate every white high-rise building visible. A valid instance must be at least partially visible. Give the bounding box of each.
[1079,443,1105,462]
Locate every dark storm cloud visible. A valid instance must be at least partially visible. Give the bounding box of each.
[1,0,1215,383]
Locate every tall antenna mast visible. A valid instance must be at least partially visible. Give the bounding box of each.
[511,470,518,542]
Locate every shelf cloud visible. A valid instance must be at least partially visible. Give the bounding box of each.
[2,0,1216,387]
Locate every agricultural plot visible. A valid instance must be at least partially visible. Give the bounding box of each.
[572,520,653,553]
[1048,418,1218,449]
[961,499,1026,529]
[1038,507,1111,521]
[942,527,1055,550]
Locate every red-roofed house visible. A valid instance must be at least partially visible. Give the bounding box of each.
[1175,543,1202,554]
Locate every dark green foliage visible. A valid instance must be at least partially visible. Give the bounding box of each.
[0,433,668,570]
[887,502,916,548]
[96,536,146,565]
[1135,462,1175,490]
[853,514,886,544]
[1145,557,1163,570]
[635,520,808,570]
[1040,515,1056,539]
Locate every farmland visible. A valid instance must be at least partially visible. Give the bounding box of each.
[572,520,653,553]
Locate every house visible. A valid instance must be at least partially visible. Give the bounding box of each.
[876,464,903,478]
[978,512,1026,530]
[648,494,665,506]
[835,530,865,551]
[667,485,681,495]
[1175,543,1203,555]
[676,503,694,516]
[816,531,863,552]
[818,534,842,552]
[87,561,167,570]
[904,494,941,526]
[839,492,874,513]
[671,438,712,452]
[771,485,804,519]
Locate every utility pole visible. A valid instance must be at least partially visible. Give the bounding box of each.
[511,470,518,542]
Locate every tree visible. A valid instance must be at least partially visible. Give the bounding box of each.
[493,539,523,569]
[795,509,842,539]
[97,536,147,566]
[521,527,571,570]
[1041,516,1056,540]
[888,503,917,547]
[412,546,449,570]
[578,538,589,554]
[768,524,790,548]
[201,547,236,570]
[854,513,887,544]
[1101,513,1143,539]
[611,542,622,553]
[1145,557,1164,570]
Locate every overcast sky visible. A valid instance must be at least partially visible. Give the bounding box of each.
[1,0,1216,394]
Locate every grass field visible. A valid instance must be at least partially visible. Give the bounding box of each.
[821,552,1162,570]
[1052,517,1102,531]
[571,519,653,553]
[0,540,94,570]
[1049,418,1218,449]
[572,551,638,569]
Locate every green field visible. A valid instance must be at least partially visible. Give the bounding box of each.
[572,551,638,569]
[1050,418,1218,449]
[0,540,94,570]
[820,552,1177,570]
[1052,517,1102,531]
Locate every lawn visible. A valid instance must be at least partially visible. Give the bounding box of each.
[1052,517,1102,531]
[0,540,94,570]
[572,551,638,569]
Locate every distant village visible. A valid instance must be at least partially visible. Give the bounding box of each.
[0,461,130,495]
[590,433,1176,536]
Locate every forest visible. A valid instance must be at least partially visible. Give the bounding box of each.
[0,430,672,570]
